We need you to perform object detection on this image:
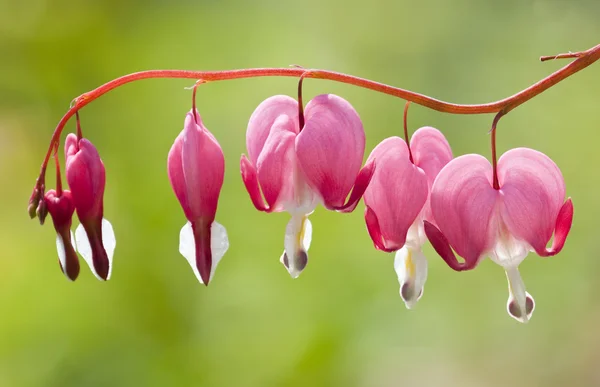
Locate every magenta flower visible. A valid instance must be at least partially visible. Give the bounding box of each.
[364,127,452,308]
[240,94,374,277]
[65,134,116,280]
[168,110,229,285]
[44,189,80,281]
[424,148,573,322]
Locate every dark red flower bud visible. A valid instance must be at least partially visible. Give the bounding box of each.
[44,189,80,281]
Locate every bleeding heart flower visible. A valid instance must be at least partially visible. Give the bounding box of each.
[168,110,229,286]
[240,94,374,278]
[424,148,573,323]
[364,127,452,308]
[65,134,116,280]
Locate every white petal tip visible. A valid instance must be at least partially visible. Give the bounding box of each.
[102,218,116,280]
[505,268,534,323]
[179,220,229,285]
[507,291,535,324]
[399,282,423,310]
[74,219,115,281]
[394,247,427,310]
[56,231,77,281]
[280,250,307,279]
[281,215,311,279]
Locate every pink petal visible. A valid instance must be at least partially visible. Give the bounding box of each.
[168,132,189,216]
[410,126,453,222]
[363,137,428,251]
[246,95,298,165]
[65,134,106,221]
[181,111,225,221]
[538,198,573,257]
[255,115,297,211]
[296,94,365,209]
[430,154,499,268]
[332,159,375,213]
[424,221,462,271]
[497,148,566,255]
[365,206,396,253]
[240,155,269,212]
[410,127,453,186]
[64,133,78,160]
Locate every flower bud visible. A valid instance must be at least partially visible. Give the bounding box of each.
[168,110,228,285]
[65,133,115,280]
[44,189,80,281]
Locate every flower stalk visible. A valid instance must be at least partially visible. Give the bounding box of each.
[30,43,600,195]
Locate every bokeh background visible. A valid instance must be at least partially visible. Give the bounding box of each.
[1,0,600,386]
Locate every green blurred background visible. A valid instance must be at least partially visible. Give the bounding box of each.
[1,0,600,386]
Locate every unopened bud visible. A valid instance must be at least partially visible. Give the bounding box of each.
[36,199,49,225]
[27,182,45,219]
[28,200,38,219]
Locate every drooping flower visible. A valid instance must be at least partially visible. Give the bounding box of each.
[424,148,573,323]
[65,134,116,280]
[44,189,80,281]
[364,127,452,308]
[240,94,374,278]
[168,110,229,286]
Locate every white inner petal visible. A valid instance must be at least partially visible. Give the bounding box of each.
[405,216,427,249]
[488,216,530,269]
[56,231,77,281]
[75,223,96,280]
[302,217,312,251]
[102,218,116,280]
[210,221,229,271]
[283,156,320,215]
[486,214,536,323]
[74,218,116,281]
[179,221,229,284]
[281,214,312,278]
[394,246,428,309]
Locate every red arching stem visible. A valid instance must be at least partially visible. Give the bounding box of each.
[403,101,414,163]
[35,43,600,184]
[490,111,505,190]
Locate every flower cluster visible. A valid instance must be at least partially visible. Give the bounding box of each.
[31,91,573,323]
[34,133,116,281]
